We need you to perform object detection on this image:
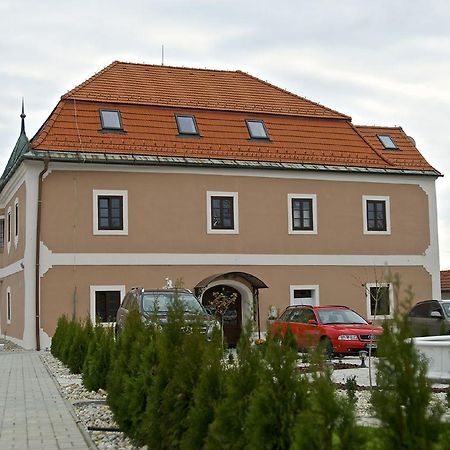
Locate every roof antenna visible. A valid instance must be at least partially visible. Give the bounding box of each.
[20,97,26,135]
[161,44,164,66]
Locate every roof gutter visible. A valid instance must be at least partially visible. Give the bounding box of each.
[35,159,49,351]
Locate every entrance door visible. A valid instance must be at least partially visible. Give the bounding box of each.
[202,285,242,347]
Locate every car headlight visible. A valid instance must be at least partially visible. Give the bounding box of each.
[338,334,358,341]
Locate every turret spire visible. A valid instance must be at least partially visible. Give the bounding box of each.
[20,98,26,134]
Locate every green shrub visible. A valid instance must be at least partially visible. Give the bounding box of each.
[60,318,78,365]
[82,324,115,391]
[67,318,93,374]
[371,279,444,450]
[51,315,69,360]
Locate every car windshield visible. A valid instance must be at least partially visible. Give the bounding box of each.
[317,309,367,325]
[142,292,204,314]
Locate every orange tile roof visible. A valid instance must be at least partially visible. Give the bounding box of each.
[29,62,439,174]
[62,61,349,120]
[442,270,450,292]
[355,126,438,172]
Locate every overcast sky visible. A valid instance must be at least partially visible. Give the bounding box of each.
[1,0,450,270]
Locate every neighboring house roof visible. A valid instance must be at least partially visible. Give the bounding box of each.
[441,270,450,292]
[0,62,441,185]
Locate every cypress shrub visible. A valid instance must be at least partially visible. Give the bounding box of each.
[371,280,443,449]
[180,328,225,450]
[67,318,93,374]
[60,318,78,365]
[204,321,264,450]
[292,351,361,450]
[243,327,307,450]
[51,315,69,360]
[82,324,115,391]
[107,308,149,438]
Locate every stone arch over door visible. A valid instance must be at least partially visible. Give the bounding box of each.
[194,272,268,346]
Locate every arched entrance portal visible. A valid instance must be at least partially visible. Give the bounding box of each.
[194,272,268,347]
[202,285,242,346]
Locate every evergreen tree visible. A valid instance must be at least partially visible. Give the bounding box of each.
[205,321,264,450]
[51,315,69,360]
[243,327,307,450]
[371,280,443,450]
[180,328,225,450]
[82,324,115,391]
[67,318,93,374]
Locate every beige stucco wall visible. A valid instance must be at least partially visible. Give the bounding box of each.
[40,169,430,256]
[40,264,432,337]
[0,182,26,267]
[0,270,25,339]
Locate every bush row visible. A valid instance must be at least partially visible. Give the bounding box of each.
[51,287,450,450]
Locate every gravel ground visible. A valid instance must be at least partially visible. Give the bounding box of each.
[0,337,25,352]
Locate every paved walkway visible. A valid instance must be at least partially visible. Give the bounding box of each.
[0,352,93,450]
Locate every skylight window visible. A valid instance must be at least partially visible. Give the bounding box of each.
[246,120,269,139]
[377,134,397,150]
[175,115,199,135]
[100,110,123,130]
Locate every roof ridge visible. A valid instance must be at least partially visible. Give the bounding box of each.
[355,125,401,130]
[236,70,351,120]
[349,122,396,167]
[111,60,239,74]
[62,61,120,100]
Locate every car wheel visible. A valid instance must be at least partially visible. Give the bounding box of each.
[321,337,333,359]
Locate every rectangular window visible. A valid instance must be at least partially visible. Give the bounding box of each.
[0,218,4,251]
[14,202,18,237]
[99,110,123,130]
[7,210,11,243]
[175,115,199,135]
[377,134,397,150]
[363,196,390,235]
[93,190,128,235]
[246,120,269,139]
[90,285,126,324]
[7,289,11,324]
[366,283,393,319]
[290,285,319,306]
[98,196,123,230]
[288,194,317,234]
[207,191,239,234]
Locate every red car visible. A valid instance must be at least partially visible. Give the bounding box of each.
[271,305,383,356]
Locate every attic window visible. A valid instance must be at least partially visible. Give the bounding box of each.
[175,115,199,135]
[377,134,397,150]
[246,120,269,139]
[100,110,123,130]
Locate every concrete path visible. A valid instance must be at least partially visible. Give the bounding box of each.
[0,352,93,450]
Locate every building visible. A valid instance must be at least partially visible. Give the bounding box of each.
[441,270,450,300]
[0,61,441,349]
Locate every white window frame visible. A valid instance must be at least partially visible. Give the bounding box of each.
[362,195,391,235]
[89,285,126,325]
[288,194,318,234]
[206,191,239,234]
[14,198,19,248]
[0,215,5,251]
[290,285,320,306]
[6,206,11,254]
[365,282,394,319]
[93,190,128,235]
[6,287,11,324]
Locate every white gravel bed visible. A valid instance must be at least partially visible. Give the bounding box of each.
[40,352,144,450]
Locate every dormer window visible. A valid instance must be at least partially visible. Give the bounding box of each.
[100,110,123,130]
[246,120,269,139]
[175,115,199,135]
[377,134,397,150]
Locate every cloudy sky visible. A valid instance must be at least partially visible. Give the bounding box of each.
[1,0,450,269]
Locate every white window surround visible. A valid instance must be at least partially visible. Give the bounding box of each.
[362,195,391,235]
[288,193,317,234]
[93,190,128,235]
[89,285,126,325]
[290,285,320,306]
[206,191,239,234]
[365,282,394,319]
[14,198,19,248]
[6,287,11,324]
[6,207,11,254]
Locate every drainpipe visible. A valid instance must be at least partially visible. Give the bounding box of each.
[35,159,49,351]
